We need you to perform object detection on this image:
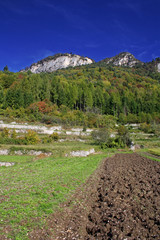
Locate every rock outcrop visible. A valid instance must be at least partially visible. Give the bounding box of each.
[100,52,142,67]
[21,53,94,73]
[157,63,160,72]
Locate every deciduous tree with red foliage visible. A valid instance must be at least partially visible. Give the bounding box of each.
[28,100,53,113]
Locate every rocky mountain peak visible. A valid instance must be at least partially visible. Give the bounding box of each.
[21,53,94,73]
[100,52,142,67]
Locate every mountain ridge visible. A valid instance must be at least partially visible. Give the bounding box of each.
[20,52,160,73]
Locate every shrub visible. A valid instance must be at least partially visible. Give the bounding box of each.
[0,136,24,145]
[152,123,160,136]
[106,138,119,148]
[42,136,52,144]
[118,125,128,136]
[91,128,110,145]
[42,132,59,144]
[29,100,53,114]
[117,125,132,147]
[11,129,17,139]
[24,130,40,145]
[91,128,120,148]
[1,128,10,137]
[139,123,153,133]
[50,132,59,141]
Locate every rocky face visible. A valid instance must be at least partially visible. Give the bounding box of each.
[21,53,94,73]
[157,63,160,72]
[100,52,142,67]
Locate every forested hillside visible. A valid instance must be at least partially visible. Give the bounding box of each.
[0,63,160,126]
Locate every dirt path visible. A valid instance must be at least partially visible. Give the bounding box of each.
[30,153,160,240]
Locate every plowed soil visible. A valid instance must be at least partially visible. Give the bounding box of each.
[30,153,160,240]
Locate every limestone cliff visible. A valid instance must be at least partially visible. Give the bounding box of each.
[21,53,94,73]
[100,52,142,67]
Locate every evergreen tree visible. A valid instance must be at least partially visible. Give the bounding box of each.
[3,65,9,72]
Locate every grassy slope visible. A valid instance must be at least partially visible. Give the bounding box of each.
[0,153,106,239]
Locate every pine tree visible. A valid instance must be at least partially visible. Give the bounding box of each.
[3,65,9,72]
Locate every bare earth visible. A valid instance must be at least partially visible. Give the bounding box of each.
[30,153,160,240]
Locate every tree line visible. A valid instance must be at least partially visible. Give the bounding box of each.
[0,64,160,124]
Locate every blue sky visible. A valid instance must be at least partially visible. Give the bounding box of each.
[0,0,160,72]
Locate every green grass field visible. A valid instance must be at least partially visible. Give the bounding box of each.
[0,152,107,239]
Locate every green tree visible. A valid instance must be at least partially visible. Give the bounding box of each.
[5,89,24,109]
[91,128,110,145]
[3,65,9,72]
[117,125,132,147]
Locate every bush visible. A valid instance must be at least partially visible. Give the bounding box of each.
[50,132,59,141]
[42,136,52,144]
[106,138,119,148]
[91,128,120,148]
[28,100,53,114]
[41,115,61,124]
[42,132,59,144]
[92,126,132,149]
[152,123,160,136]
[117,125,132,147]
[11,129,17,139]
[24,130,40,145]
[1,127,10,138]
[139,123,153,133]
[91,128,110,145]
[0,136,24,145]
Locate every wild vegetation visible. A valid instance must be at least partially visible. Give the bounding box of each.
[0,62,160,127]
[91,125,132,149]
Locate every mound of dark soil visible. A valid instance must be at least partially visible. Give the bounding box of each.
[30,153,160,240]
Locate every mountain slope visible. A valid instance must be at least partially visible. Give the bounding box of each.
[1,59,160,125]
[99,52,142,67]
[21,53,94,73]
